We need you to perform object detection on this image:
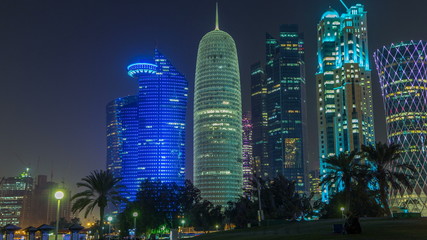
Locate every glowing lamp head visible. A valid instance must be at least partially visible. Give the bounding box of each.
[55,191,64,200]
[127,63,157,78]
[132,212,138,217]
[107,216,113,222]
[181,220,185,224]
[340,207,345,211]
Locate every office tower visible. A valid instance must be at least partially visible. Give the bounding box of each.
[316,4,375,201]
[374,40,427,215]
[0,169,32,225]
[242,112,254,195]
[107,49,188,208]
[250,62,268,177]
[194,6,243,207]
[251,25,307,193]
[107,96,139,203]
[21,175,72,227]
[132,49,188,186]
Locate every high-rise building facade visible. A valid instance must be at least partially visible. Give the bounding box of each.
[316,4,375,201]
[242,112,254,195]
[0,169,32,226]
[194,7,243,207]
[107,96,139,203]
[374,40,427,215]
[250,62,268,177]
[107,49,188,209]
[308,170,322,200]
[251,25,307,193]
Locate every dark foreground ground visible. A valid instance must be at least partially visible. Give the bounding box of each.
[193,218,427,240]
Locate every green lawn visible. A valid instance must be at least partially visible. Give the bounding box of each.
[193,218,427,240]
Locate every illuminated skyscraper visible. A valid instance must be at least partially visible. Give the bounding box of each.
[107,49,188,208]
[374,40,427,215]
[316,4,375,201]
[242,112,254,195]
[194,6,243,207]
[250,62,268,177]
[107,96,138,203]
[0,169,32,226]
[251,25,307,193]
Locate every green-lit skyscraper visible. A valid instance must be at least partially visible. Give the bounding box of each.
[194,5,242,207]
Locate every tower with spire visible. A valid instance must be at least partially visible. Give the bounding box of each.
[193,4,243,207]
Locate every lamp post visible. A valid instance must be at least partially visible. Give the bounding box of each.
[254,176,264,226]
[107,216,113,235]
[340,207,345,219]
[215,225,219,231]
[54,191,64,240]
[132,212,138,239]
[181,219,185,234]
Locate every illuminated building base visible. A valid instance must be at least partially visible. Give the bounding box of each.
[390,192,427,216]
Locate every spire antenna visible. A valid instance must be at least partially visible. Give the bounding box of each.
[340,0,349,11]
[215,2,219,30]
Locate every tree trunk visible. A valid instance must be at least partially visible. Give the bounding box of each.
[379,181,392,217]
[100,206,105,240]
[345,177,351,215]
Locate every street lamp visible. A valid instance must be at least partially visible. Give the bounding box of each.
[54,191,64,240]
[340,207,345,219]
[181,219,185,234]
[132,212,138,239]
[254,176,264,226]
[215,225,219,231]
[107,216,113,235]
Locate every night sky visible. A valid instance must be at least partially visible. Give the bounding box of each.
[0,0,425,193]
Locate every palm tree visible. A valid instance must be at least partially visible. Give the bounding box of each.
[71,170,124,239]
[320,150,366,211]
[361,142,416,217]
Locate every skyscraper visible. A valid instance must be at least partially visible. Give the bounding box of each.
[107,49,188,209]
[251,25,307,193]
[194,6,243,207]
[374,40,427,215]
[0,169,32,226]
[250,62,268,177]
[107,96,139,203]
[242,112,254,195]
[316,4,375,201]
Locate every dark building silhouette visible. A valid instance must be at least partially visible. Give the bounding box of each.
[21,175,72,227]
[251,24,307,193]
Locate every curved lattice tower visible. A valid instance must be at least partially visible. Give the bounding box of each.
[374,40,427,215]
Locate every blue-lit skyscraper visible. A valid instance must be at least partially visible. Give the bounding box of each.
[107,96,139,202]
[316,4,375,201]
[107,49,188,209]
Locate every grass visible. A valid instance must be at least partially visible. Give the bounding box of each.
[192,217,427,240]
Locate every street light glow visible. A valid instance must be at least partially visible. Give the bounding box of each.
[133,212,138,217]
[55,191,64,200]
[107,216,113,222]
